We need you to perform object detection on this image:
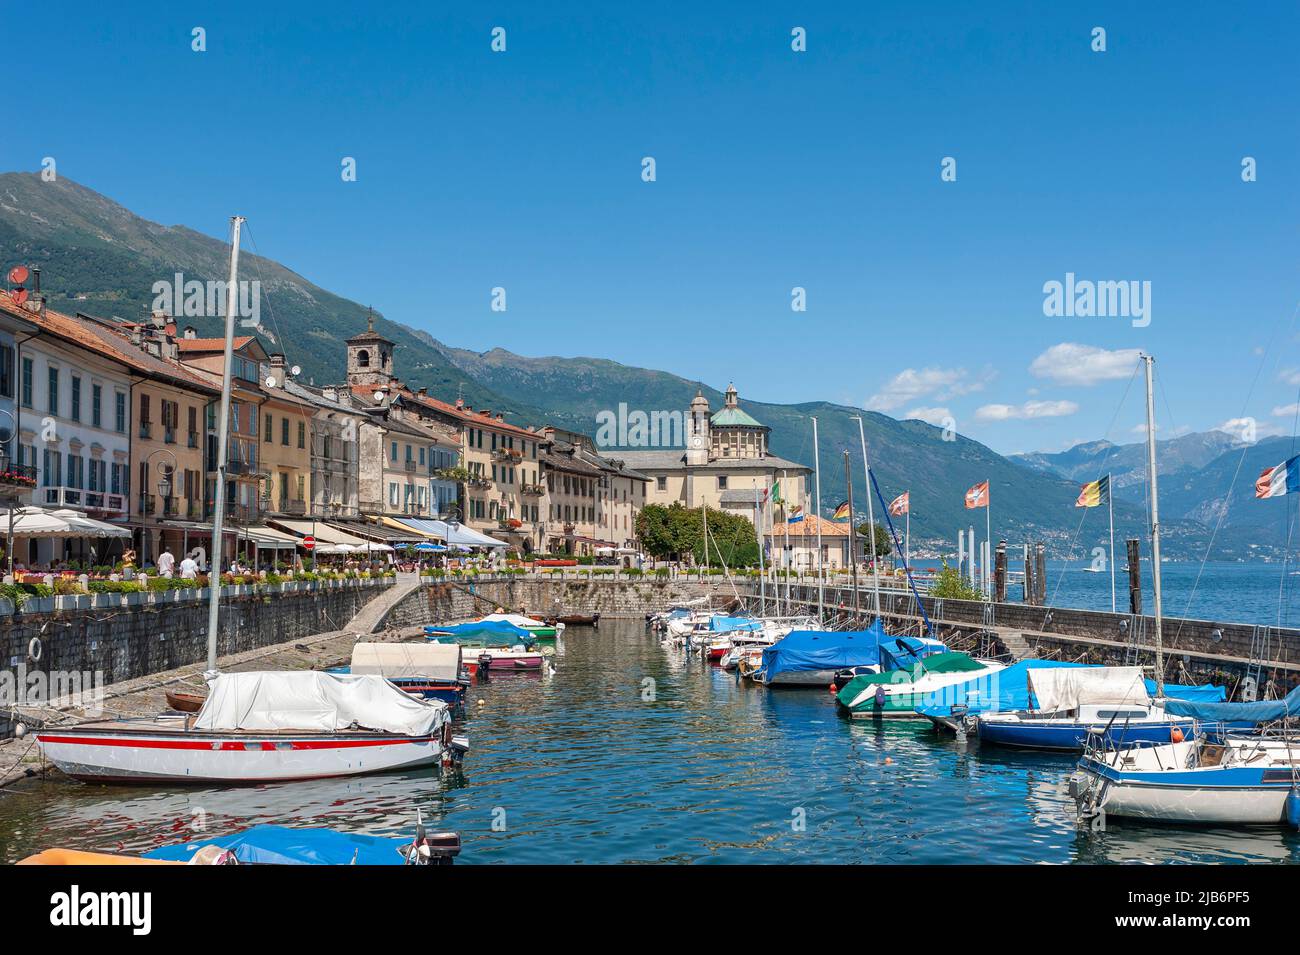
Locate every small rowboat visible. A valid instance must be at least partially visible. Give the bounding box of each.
[553,613,600,627]
[165,689,207,713]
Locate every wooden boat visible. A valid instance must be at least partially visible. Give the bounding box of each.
[35,671,466,785]
[165,689,206,713]
[553,612,600,627]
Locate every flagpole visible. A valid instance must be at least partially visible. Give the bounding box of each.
[851,415,880,618]
[985,478,991,597]
[905,506,910,574]
[1107,471,1116,613]
[756,486,765,614]
[782,469,790,615]
[812,416,823,622]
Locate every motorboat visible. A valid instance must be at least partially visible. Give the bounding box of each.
[424,621,548,670]
[346,642,469,714]
[34,671,467,784]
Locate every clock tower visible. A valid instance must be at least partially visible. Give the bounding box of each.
[686,388,711,465]
[346,307,396,388]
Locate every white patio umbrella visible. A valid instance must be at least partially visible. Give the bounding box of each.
[5,506,81,539]
[48,509,132,538]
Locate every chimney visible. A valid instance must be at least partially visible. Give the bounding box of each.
[322,385,338,402]
[496,413,504,422]
[267,353,287,389]
[417,387,427,397]
[182,326,198,339]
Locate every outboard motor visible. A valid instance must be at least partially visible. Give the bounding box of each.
[476,652,493,683]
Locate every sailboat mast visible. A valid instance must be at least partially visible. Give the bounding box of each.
[843,451,860,621]
[852,415,880,618]
[205,215,244,677]
[812,416,824,622]
[1142,354,1165,695]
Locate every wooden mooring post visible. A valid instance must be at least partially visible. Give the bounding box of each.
[994,539,1007,603]
[1126,538,1142,615]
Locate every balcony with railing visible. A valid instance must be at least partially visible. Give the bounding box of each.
[468,475,492,490]
[45,486,128,515]
[138,493,155,516]
[139,421,153,439]
[403,460,418,472]
[187,430,200,449]
[164,426,177,445]
[273,498,307,516]
[492,447,523,463]
[521,482,545,496]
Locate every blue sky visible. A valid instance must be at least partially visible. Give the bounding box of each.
[9,1,1300,454]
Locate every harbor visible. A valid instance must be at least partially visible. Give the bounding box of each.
[5,615,1298,866]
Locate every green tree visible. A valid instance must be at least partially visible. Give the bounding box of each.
[636,502,759,567]
[928,562,985,601]
[855,521,893,558]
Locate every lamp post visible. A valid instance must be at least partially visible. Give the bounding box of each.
[143,448,178,567]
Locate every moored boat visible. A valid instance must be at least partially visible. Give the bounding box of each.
[836,652,1002,718]
[424,620,548,671]
[976,667,1193,751]
[35,671,466,785]
[347,642,469,713]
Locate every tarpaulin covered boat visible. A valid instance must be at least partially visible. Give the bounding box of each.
[347,642,468,710]
[35,671,459,784]
[836,652,1001,718]
[142,824,462,865]
[976,667,1197,751]
[753,621,890,686]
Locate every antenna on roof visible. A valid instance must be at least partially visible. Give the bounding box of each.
[366,305,374,333]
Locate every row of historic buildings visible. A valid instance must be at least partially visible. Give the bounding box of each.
[0,284,813,566]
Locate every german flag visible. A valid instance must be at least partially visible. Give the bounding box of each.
[832,501,851,520]
[1075,475,1110,508]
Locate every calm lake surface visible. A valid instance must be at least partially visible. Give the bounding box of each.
[2,617,1298,865]
[1025,559,1300,627]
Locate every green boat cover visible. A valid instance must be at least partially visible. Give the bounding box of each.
[836,652,987,708]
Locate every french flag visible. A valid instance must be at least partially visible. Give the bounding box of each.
[1255,455,1300,499]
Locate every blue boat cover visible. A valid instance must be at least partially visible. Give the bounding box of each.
[878,636,948,671]
[710,615,762,632]
[1154,681,1226,704]
[914,659,1089,717]
[142,825,410,865]
[424,620,534,646]
[1165,682,1299,722]
[758,620,889,680]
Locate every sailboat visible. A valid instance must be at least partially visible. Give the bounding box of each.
[34,219,467,785]
[979,357,1187,753]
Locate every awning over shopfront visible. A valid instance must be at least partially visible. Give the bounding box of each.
[268,518,394,553]
[383,516,508,549]
[328,519,421,545]
[240,525,301,550]
[161,519,237,539]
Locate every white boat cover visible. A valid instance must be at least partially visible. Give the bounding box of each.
[481,612,547,629]
[193,671,447,737]
[1027,666,1149,713]
[350,642,462,681]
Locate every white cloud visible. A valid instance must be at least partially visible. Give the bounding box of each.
[1272,403,1300,418]
[1281,369,1300,387]
[1029,343,1142,386]
[976,400,1078,422]
[866,366,994,412]
[903,406,952,426]
[1131,422,1193,437]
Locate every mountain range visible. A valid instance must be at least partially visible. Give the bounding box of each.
[0,171,1289,560]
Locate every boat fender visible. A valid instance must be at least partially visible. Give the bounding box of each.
[27,636,41,663]
[1286,789,1300,831]
[1170,726,1184,743]
[874,686,886,710]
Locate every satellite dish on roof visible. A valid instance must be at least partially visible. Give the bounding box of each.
[373,391,385,403]
[8,266,29,284]
[11,288,28,305]
[265,376,277,389]
[291,365,301,376]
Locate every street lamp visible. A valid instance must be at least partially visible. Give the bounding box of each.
[143,448,178,566]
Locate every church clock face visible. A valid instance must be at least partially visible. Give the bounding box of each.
[692,436,703,448]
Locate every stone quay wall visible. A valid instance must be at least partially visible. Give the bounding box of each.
[382,576,739,630]
[775,582,1300,677]
[0,578,394,698]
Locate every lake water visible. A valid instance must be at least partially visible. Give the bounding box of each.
[2,618,1297,865]
[1026,559,1300,627]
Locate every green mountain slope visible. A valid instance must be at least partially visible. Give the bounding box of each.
[0,171,1262,557]
[0,172,540,421]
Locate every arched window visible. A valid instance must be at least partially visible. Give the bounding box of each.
[357,349,370,368]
